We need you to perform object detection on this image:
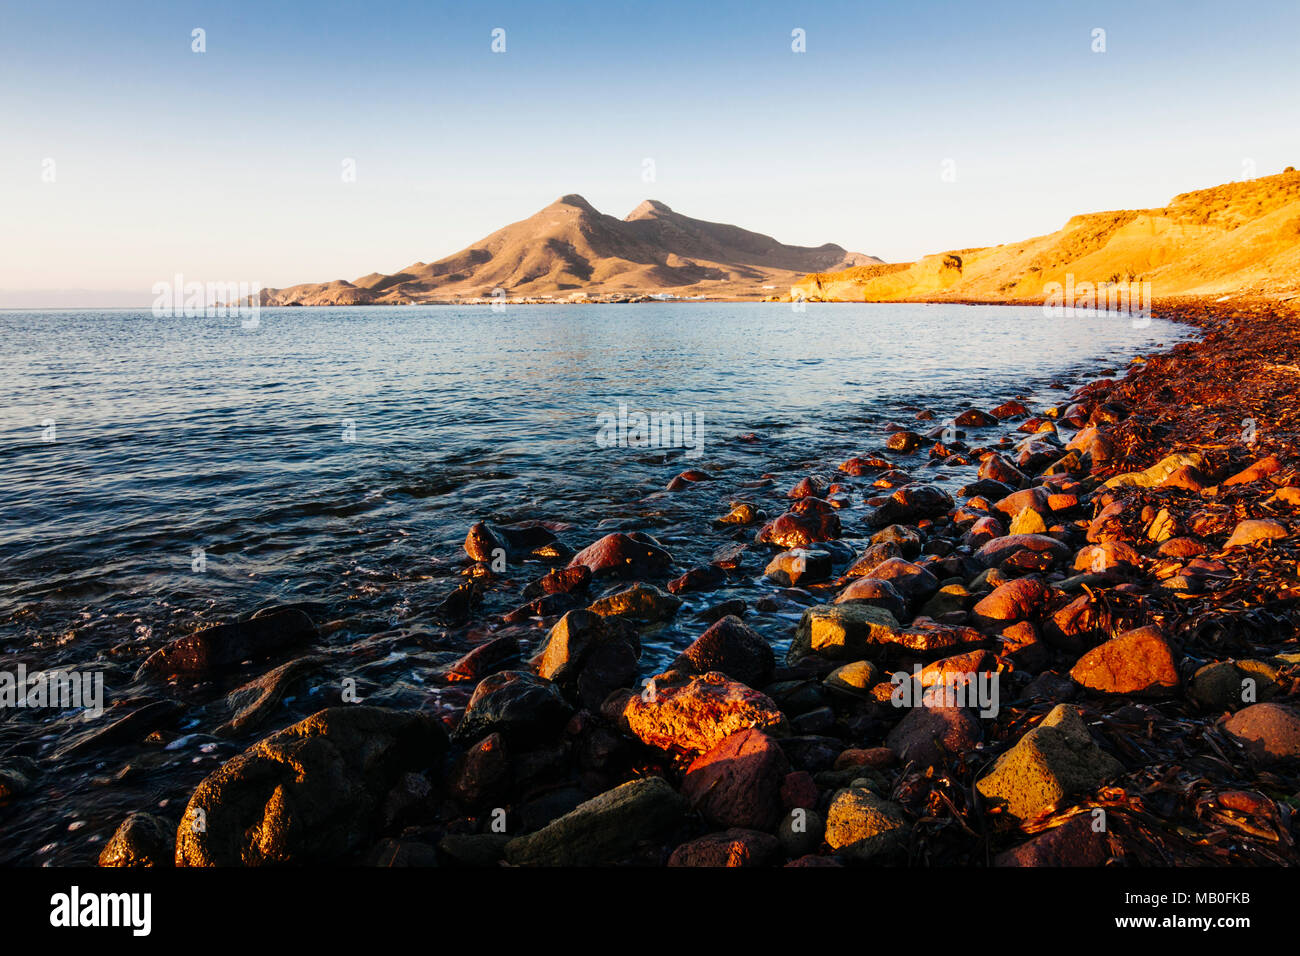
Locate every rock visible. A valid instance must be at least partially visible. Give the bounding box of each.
[0,756,39,799]
[1224,519,1286,549]
[464,521,560,563]
[885,431,923,453]
[1066,426,1114,464]
[437,832,510,867]
[993,486,1051,518]
[176,706,447,866]
[366,838,440,867]
[215,655,327,737]
[455,671,574,745]
[674,615,775,687]
[98,812,175,867]
[971,577,1049,628]
[1222,455,1281,487]
[667,829,780,867]
[717,501,759,525]
[867,485,954,527]
[823,660,881,697]
[756,498,842,548]
[682,729,790,829]
[137,607,317,679]
[523,565,592,600]
[1044,594,1108,652]
[448,732,510,806]
[781,771,820,810]
[824,788,909,862]
[974,534,1070,569]
[788,475,829,499]
[866,557,939,604]
[1009,507,1047,535]
[871,524,924,559]
[955,408,999,428]
[840,541,903,579]
[567,532,673,579]
[832,578,908,620]
[1222,703,1300,765]
[994,816,1111,866]
[963,515,1005,548]
[1188,659,1282,712]
[667,564,729,594]
[978,454,1027,486]
[998,620,1049,671]
[764,548,833,586]
[1104,452,1205,489]
[504,776,686,866]
[614,671,787,755]
[990,400,1030,420]
[788,603,902,662]
[1069,625,1179,697]
[975,704,1122,820]
[587,582,681,621]
[885,705,982,767]
[778,809,825,858]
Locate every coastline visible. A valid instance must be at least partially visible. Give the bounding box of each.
[20,295,1300,868]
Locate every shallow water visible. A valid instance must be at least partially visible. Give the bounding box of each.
[0,302,1189,863]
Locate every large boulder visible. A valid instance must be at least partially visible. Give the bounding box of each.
[681,729,790,830]
[611,671,787,755]
[1069,625,1179,697]
[175,707,447,866]
[504,776,686,866]
[975,704,1122,821]
[674,615,775,688]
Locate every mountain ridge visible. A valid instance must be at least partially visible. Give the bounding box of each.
[260,195,879,305]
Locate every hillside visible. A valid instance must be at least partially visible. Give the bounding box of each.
[260,195,879,304]
[791,168,1300,303]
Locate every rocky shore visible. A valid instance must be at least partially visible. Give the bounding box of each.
[89,296,1300,867]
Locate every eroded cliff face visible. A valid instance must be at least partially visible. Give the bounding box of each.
[792,169,1300,303]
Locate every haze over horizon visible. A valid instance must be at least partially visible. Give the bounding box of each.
[3,0,1299,307]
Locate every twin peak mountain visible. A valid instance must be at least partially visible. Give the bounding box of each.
[261,194,879,305]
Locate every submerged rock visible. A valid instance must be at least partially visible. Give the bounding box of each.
[137,607,317,680]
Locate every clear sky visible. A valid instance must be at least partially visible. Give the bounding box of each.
[2,0,1298,306]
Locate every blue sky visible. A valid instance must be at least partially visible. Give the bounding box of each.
[2,0,1298,305]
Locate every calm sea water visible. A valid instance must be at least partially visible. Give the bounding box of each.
[0,302,1188,863]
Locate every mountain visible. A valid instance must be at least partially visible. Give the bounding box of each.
[791,168,1300,303]
[260,195,879,304]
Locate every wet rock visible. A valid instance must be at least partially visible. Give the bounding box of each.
[998,620,1049,672]
[612,671,787,755]
[871,524,924,559]
[465,521,561,563]
[1222,703,1300,765]
[666,564,727,594]
[1044,594,1108,652]
[975,534,1070,569]
[667,469,713,491]
[824,788,909,862]
[717,502,759,525]
[504,776,686,866]
[587,582,681,622]
[978,454,1027,486]
[975,704,1123,820]
[788,475,830,499]
[1069,625,1179,697]
[921,583,970,619]
[441,635,522,683]
[449,732,510,807]
[955,408,999,428]
[454,671,574,745]
[963,515,1005,548]
[971,577,1050,628]
[176,706,447,866]
[840,455,893,476]
[682,729,790,829]
[522,565,592,600]
[832,578,908,620]
[1224,518,1286,549]
[885,705,982,767]
[674,615,775,688]
[366,838,440,867]
[867,485,954,527]
[215,655,327,737]
[668,828,780,867]
[788,603,902,662]
[885,431,923,453]
[993,486,1051,519]
[823,660,881,698]
[0,756,39,799]
[840,541,903,579]
[98,812,176,867]
[567,532,673,579]
[756,498,842,548]
[137,607,317,679]
[764,547,833,587]
[866,557,940,604]
[994,816,1111,866]
[990,400,1030,420]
